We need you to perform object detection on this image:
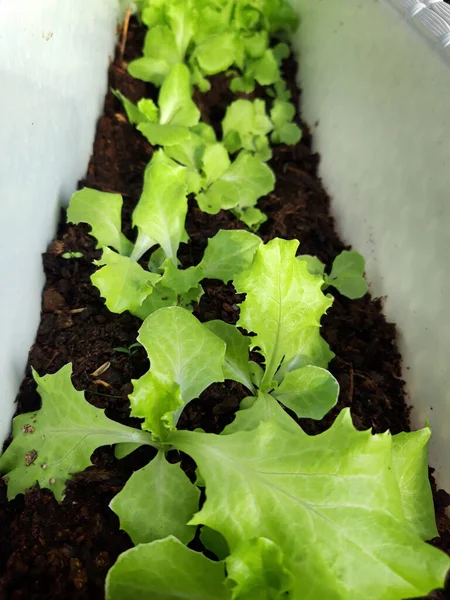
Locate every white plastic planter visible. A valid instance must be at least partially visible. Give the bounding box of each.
[1,0,449,492]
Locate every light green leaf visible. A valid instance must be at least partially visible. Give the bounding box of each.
[138,122,193,146]
[226,537,293,599]
[282,326,335,374]
[234,238,333,388]
[392,428,438,541]
[160,261,203,295]
[92,248,160,315]
[243,31,269,58]
[270,100,302,145]
[172,411,450,599]
[130,307,225,438]
[166,0,197,59]
[199,229,261,283]
[165,132,206,171]
[272,365,339,420]
[202,143,231,185]
[128,25,181,86]
[252,49,280,86]
[112,90,148,125]
[67,188,132,256]
[195,32,238,74]
[200,526,230,561]
[136,98,159,123]
[223,391,300,436]
[230,76,256,94]
[223,99,273,158]
[297,254,326,276]
[134,282,203,320]
[110,451,200,545]
[232,206,268,231]
[197,152,275,214]
[0,365,153,501]
[204,321,254,392]
[105,537,229,600]
[158,63,200,127]
[326,250,368,299]
[132,150,188,263]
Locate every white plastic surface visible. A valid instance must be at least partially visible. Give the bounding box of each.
[0,0,120,441]
[292,0,450,489]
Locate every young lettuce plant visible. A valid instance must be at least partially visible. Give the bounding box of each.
[299,250,369,300]
[1,319,447,598]
[115,86,276,229]
[68,170,263,318]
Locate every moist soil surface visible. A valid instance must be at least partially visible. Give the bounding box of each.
[1,19,449,600]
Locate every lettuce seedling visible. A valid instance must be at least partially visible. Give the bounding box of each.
[299,250,369,300]
[222,99,273,161]
[270,99,302,145]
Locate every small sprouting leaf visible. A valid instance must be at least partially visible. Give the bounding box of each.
[197,152,275,214]
[112,89,148,125]
[325,250,368,299]
[132,150,188,263]
[392,428,438,540]
[61,252,83,259]
[231,206,268,231]
[223,391,300,436]
[226,537,293,599]
[297,254,326,276]
[160,261,203,295]
[199,229,261,283]
[92,249,160,315]
[272,365,339,420]
[234,238,333,388]
[105,537,229,600]
[136,98,159,123]
[128,25,180,86]
[252,49,280,86]
[204,321,254,392]
[0,365,153,500]
[223,99,273,159]
[67,188,132,256]
[270,100,302,145]
[172,411,450,599]
[110,451,200,545]
[130,307,225,438]
[134,282,203,320]
[202,143,231,185]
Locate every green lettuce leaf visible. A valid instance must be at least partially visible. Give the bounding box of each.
[92,248,160,315]
[194,31,240,75]
[105,537,229,600]
[132,150,188,263]
[130,307,225,438]
[222,99,273,161]
[226,537,293,599]
[171,411,450,599]
[67,188,132,256]
[110,451,200,545]
[270,100,302,145]
[272,365,339,420]
[112,90,149,126]
[325,250,368,299]
[0,365,154,500]
[231,206,268,231]
[128,25,181,86]
[204,321,254,392]
[134,281,204,320]
[196,152,275,214]
[199,229,261,283]
[234,238,333,388]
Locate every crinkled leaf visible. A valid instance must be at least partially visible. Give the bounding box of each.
[132,150,188,263]
[223,99,273,158]
[92,248,160,315]
[166,0,197,59]
[234,238,333,388]
[0,365,153,501]
[226,537,293,599]
[223,391,300,436]
[110,451,200,545]
[197,152,275,214]
[105,537,229,600]
[130,307,225,438]
[67,188,132,256]
[204,321,254,392]
[195,32,239,75]
[199,229,261,283]
[172,411,450,599]
[128,26,181,86]
[272,365,339,420]
[326,250,368,299]
[232,206,268,231]
[392,429,438,540]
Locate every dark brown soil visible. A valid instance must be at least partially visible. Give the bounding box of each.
[0,19,449,600]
